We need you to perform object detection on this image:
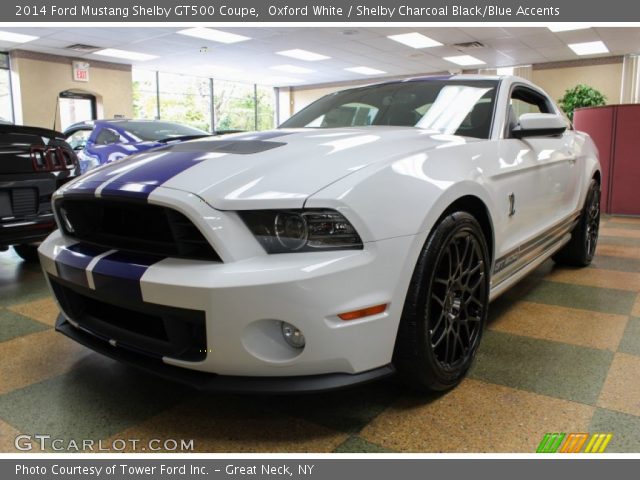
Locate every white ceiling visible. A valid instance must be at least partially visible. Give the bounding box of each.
[1,26,639,86]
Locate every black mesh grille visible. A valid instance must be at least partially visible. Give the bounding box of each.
[50,276,207,362]
[56,198,220,261]
[11,188,38,216]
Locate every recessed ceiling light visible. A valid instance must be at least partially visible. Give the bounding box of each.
[345,66,387,75]
[177,27,250,44]
[270,64,315,74]
[387,32,442,49]
[548,25,591,32]
[0,30,38,43]
[568,40,609,56]
[93,48,158,61]
[443,55,486,66]
[276,49,330,61]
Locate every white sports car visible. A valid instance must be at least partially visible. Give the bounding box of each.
[39,75,601,393]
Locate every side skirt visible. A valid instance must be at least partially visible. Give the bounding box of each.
[489,211,580,301]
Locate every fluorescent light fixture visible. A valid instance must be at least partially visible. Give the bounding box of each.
[93,48,158,61]
[548,25,591,32]
[270,64,315,74]
[387,32,442,49]
[177,27,250,44]
[444,55,486,66]
[0,30,38,43]
[277,49,330,61]
[568,40,609,55]
[345,66,387,75]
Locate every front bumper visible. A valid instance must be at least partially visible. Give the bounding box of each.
[40,226,416,380]
[55,314,395,393]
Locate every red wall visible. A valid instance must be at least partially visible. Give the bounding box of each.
[574,105,640,215]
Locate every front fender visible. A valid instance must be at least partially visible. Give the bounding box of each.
[305,146,498,244]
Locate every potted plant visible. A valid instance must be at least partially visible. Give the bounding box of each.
[558,84,607,121]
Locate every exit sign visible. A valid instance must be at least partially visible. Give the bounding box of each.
[72,61,89,82]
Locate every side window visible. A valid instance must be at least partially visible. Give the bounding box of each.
[511,98,542,116]
[453,94,495,139]
[507,87,553,137]
[94,128,121,146]
[65,129,91,150]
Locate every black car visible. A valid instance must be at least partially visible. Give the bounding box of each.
[0,124,80,261]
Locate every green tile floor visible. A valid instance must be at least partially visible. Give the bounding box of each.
[0,215,639,452]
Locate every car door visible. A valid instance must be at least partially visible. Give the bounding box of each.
[492,84,578,260]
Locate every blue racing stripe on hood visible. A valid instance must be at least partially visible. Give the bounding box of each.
[63,154,153,195]
[63,130,293,200]
[98,150,205,200]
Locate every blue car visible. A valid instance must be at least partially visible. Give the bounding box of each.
[63,119,209,173]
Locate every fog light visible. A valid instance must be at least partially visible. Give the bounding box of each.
[281,321,305,349]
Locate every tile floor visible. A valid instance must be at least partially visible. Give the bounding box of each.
[0,216,639,453]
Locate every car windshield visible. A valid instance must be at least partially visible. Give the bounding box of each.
[280,79,498,139]
[120,121,208,142]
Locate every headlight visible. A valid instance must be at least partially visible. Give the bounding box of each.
[240,209,363,253]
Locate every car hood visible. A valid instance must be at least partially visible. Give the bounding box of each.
[63,127,477,209]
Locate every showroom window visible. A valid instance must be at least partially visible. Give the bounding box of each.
[159,72,212,132]
[256,85,276,130]
[132,69,159,121]
[214,80,256,131]
[0,53,14,124]
[132,69,275,132]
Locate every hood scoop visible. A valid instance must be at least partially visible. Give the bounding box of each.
[169,139,287,155]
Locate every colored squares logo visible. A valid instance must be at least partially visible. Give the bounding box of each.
[537,433,613,453]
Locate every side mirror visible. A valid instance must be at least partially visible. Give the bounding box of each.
[511,113,567,139]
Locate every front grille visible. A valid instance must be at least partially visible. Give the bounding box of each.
[56,198,220,261]
[50,276,207,362]
[11,188,38,216]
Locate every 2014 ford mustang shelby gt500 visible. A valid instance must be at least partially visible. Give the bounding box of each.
[39,75,601,393]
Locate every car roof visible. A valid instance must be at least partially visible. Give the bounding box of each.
[325,74,540,99]
[64,119,190,131]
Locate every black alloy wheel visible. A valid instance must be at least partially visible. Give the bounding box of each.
[394,211,490,392]
[553,179,600,267]
[429,230,487,371]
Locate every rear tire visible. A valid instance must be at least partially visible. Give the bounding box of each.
[394,212,490,392]
[13,244,40,263]
[553,179,600,267]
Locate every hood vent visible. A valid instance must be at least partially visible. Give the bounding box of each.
[452,41,486,50]
[65,44,101,53]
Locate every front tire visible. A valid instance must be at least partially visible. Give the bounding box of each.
[553,179,600,267]
[394,212,490,392]
[13,244,40,263]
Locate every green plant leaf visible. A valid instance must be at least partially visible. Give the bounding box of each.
[558,84,607,120]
